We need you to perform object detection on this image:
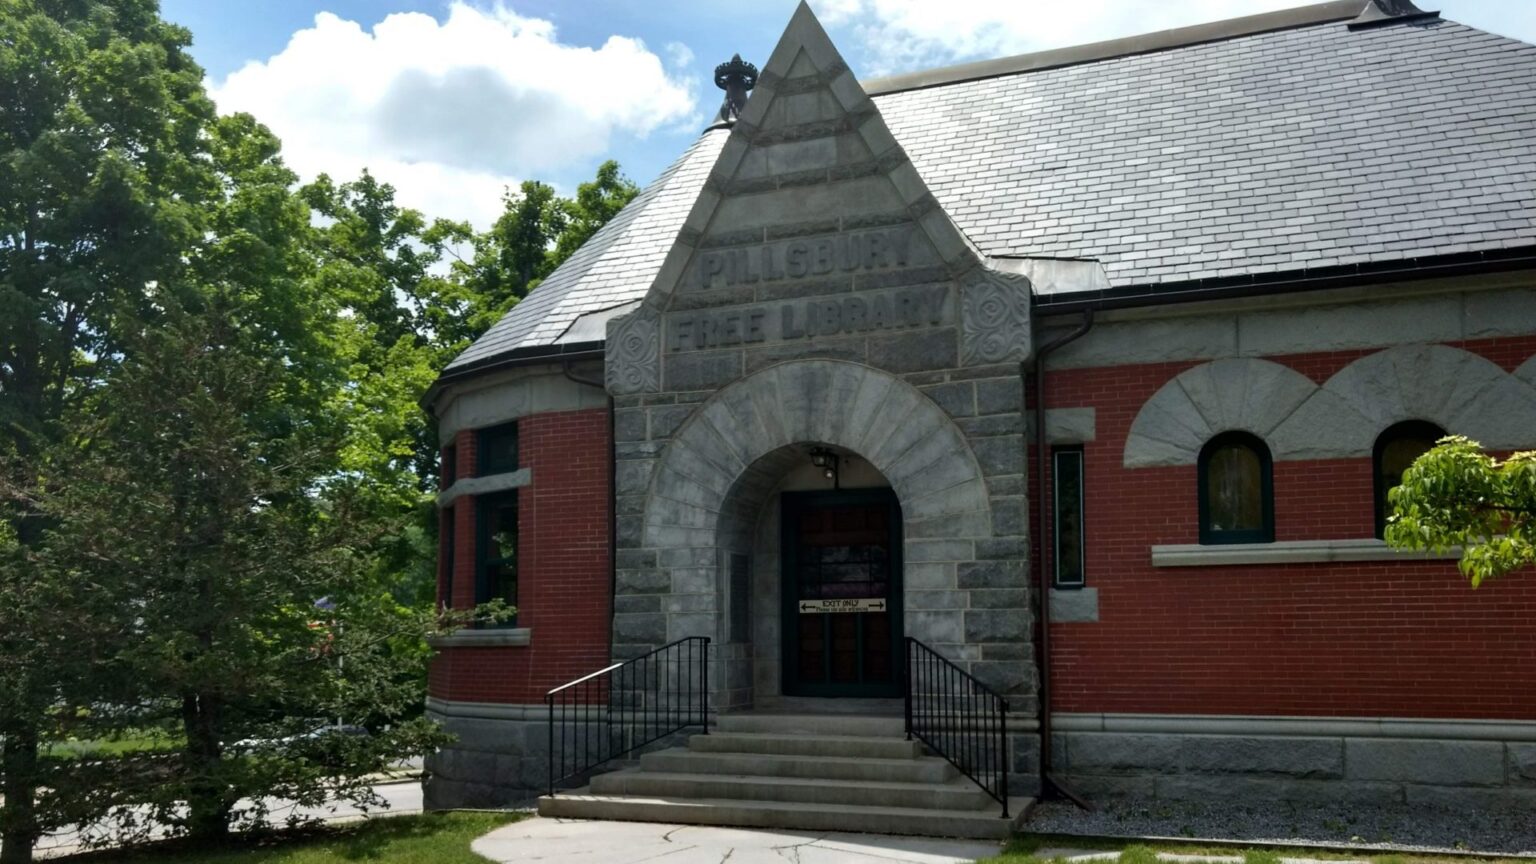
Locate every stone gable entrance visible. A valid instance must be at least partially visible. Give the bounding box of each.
[604,1,1040,790]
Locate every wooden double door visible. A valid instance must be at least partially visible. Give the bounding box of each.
[780,489,903,698]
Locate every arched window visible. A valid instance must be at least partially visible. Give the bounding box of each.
[1374,420,1445,539]
[1198,432,1273,545]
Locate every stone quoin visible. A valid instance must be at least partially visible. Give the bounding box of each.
[420,0,1536,824]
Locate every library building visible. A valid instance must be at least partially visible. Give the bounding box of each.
[420,0,1536,835]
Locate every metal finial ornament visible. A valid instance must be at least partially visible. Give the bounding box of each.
[714,54,758,123]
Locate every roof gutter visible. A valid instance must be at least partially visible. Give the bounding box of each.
[423,247,1536,408]
[1031,246,1536,316]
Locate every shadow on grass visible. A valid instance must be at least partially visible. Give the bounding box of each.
[57,812,522,863]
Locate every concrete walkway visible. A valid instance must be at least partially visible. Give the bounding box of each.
[473,817,1003,863]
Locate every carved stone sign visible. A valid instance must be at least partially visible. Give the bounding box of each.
[666,285,950,353]
[693,226,916,291]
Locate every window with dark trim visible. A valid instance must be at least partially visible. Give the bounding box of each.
[442,444,457,489]
[438,505,454,611]
[1374,420,1444,539]
[476,491,518,625]
[1052,447,1086,588]
[477,422,518,476]
[1198,432,1273,545]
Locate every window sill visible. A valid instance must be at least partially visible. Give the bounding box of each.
[1050,587,1099,623]
[428,627,531,648]
[437,468,531,508]
[1151,539,1461,568]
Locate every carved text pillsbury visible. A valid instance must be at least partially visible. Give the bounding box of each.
[695,227,914,290]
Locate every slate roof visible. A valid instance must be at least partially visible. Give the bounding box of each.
[449,131,727,370]
[448,7,1536,371]
[877,16,1536,288]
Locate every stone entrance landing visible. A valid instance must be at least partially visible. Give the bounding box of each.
[536,713,1031,840]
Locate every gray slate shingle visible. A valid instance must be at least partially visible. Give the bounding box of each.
[451,16,1536,369]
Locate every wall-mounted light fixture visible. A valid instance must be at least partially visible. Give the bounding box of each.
[808,446,840,488]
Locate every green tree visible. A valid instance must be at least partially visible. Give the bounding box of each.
[1385,436,1536,586]
[0,1,640,853]
[35,298,464,845]
[553,160,639,263]
[440,180,563,343]
[0,2,219,858]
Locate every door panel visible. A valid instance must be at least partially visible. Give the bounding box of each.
[781,489,903,698]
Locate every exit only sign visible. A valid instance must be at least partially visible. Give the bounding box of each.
[798,598,887,614]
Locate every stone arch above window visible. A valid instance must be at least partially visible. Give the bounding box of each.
[1271,344,1536,459]
[1126,347,1536,468]
[1122,358,1315,468]
[1515,352,1536,391]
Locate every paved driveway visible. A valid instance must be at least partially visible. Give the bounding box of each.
[473,817,1001,864]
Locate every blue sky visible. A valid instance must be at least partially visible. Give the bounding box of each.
[160,0,1536,228]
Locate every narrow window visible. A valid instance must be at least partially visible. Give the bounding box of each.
[728,553,751,643]
[1052,447,1086,588]
[438,505,455,612]
[478,422,518,476]
[1198,432,1273,545]
[442,444,458,489]
[476,491,518,624]
[1374,420,1444,539]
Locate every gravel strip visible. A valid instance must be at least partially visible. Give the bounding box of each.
[1024,798,1536,858]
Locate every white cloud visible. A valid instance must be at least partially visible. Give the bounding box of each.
[665,40,696,69]
[209,3,698,227]
[819,0,1349,76]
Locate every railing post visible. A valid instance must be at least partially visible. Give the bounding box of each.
[903,637,913,741]
[700,637,710,733]
[546,692,554,798]
[999,695,1009,818]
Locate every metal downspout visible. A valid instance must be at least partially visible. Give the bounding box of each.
[1028,309,1094,808]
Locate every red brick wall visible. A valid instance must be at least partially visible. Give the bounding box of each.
[430,407,612,704]
[1034,335,1536,720]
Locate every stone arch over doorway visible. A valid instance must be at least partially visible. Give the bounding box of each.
[645,359,991,550]
[613,358,1032,711]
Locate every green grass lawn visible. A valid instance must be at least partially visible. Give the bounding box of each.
[60,812,523,864]
[46,731,183,760]
[978,837,1530,864]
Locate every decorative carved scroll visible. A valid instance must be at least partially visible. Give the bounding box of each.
[960,274,1030,365]
[606,312,660,395]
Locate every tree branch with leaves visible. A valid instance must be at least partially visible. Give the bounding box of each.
[1385,435,1536,586]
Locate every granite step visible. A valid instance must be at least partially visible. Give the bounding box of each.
[714,712,906,737]
[589,768,992,810]
[688,731,923,759]
[638,746,957,784]
[537,791,1030,840]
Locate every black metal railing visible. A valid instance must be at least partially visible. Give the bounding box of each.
[903,637,1009,817]
[546,636,710,796]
